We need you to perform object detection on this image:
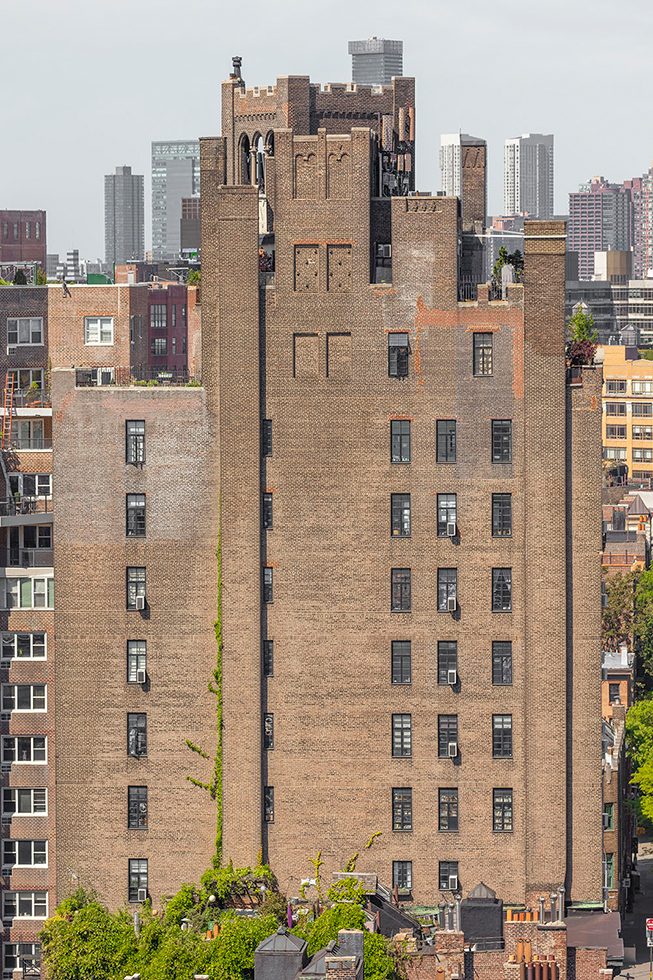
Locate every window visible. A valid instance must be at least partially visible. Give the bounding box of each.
[438,861,459,892]
[2,737,46,763]
[391,641,411,685]
[172,306,177,328]
[437,494,457,536]
[392,788,413,831]
[603,447,627,461]
[492,714,513,758]
[2,578,53,610]
[14,418,45,450]
[493,788,513,832]
[3,943,41,976]
[128,786,148,829]
[151,337,167,356]
[171,336,176,356]
[264,786,275,823]
[2,892,48,920]
[492,421,512,463]
[126,495,146,537]
[25,222,30,240]
[391,494,411,537]
[438,788,459,832]
[127,714,147,757]
[605,852,615,889]
[492,568,512,612]
[128,859,148,902]
[84,316,114,345]
[263,640,274,677]
[150,304,167,329]
[391,568,411,612]
[606,425,627,440]
[6,318,43,347]
[9,368,44,392]
[1,632,46,661]
[436,420,456,463]
[606,402,627,416]
[391,420,411,463]
[603,802,614,830]
[632,426,653,440]
[263,713,274,749]
[1,685,46,712]
[492,641,513,685]
[263,493,273,530]
[438,641,457,685]
[388,333,409,378]
[262,420,273,456]
[492,494,512,537]
[437,568,457,612]
[392,713,412,757]
[35,221,40,240]
[605,380,627,394]
[2,788,47,816]
[9,473,52,498]
[633,448,653,462]
[633,403,653,417]
[393,860,412,894]
[127,641,147,683]
[473,332,493,376]
[126,420,145,464]
[263,568,273,603]
[127,567,146,610]
[2,840,47,868]
[438,715,458,758]
[609,682,621,704]
[633,381,653,395]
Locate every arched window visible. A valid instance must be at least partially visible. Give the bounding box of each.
[239,133,251,185]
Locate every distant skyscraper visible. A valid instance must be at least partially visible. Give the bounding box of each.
[624,169,653,279]
[104,165,144,266]
[504,134,554,218]
[151,141,200,261]
[440,133,487,228]
[568,177,633,280]
[348,38,403,84]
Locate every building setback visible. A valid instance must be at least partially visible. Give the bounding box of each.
[504,134,554,219]
[104,165,145,266]
[151,141,200,261]
[201,64,603,906]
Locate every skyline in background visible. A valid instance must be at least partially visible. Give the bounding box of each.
[2,0,652,257]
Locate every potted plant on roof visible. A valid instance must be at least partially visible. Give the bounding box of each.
[566,306,598,366]
[24,381,42,407]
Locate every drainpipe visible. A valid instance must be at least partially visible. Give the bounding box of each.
[538,897,545,924]
[557,886,565,922]
[455,898,462,932]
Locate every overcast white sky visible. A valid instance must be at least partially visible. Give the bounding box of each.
[2,0,651,258]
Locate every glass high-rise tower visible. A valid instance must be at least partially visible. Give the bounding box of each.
[151,141,200,261]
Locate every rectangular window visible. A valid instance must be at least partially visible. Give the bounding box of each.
[392,713,412,757]
[492,714,513,758]
[126,567,146,610]
[128,859,148,902]
[14,418,45,450]
[388,333,409,378]
[263,713,274,749]
[606,402,627,416]
[263,568,273,603]
[392,788,413,832]
[126,421,145,464]
[126,494,146,537]
[6,318,43,347]
[84,316,114,345]
[391,641,411,685]
[492,494,512,537]
[128,786,148,829]
[492,421,512,463]
[262,420,273,456]
[263,640,274,677]
[632,426,653,440]
[438,715,458,758]
[493,788,513,832]
[437,641,457,685]
[1,685,46,712]
[127,641,147,683]
[606,425,627,439]
[391,494,411,537]
[3,943,41,975]
[127,713,147,757]
[9,368,45,393]
[264,786,275,823]
[2,891,48,920]
[633,448,653,462]
[391,568,411,612]
[172,306,177,328]
[437,568,457,612]
[2,736,46,764]
[473,332,493,376]
[391,420,411,463]
[438,860,459,891]
[393,860,412,894]
[632,403,653,417]
[633,381,653,395]
[437,494,457,536]
[609,682,621,704]
[1,632,46,661]
[492,568,512,612]
[603,447,627,461]
[3,578,53,611]
[2,788,47,816]
[151,337,167,356]
[2,840,47,868]
[605,852,615,889]
[436,420,457,463]
[438,788,459,832]
[605,380,627,394]
[603,802,614,830]
[262,493,273,530]
[492,641,513,685]
[150,304,167,329]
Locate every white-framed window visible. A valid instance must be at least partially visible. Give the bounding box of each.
[603,447,627,461]
[127,640,147,683]
[2,577,54,609]
[14,418,46,451]
[9,369,44,391]
[84,316,114,345]
[8,474,52,498]
[632,381,653,395]
[2,788,47,816]
[2,736,47,764]
[3,942,41,977]
[634,448,653,462]
[2,839,47,868]
[1,632,46,661]
[2,891,48,921]
[6,318,43,347]
[1,685,47,712]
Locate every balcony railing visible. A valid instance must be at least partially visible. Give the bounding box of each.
[6,388,51,409]
[0,497,52,517]
[5,438,52,451]
[76,368,200,388]
[7,548,54,568]
[603,552,644,566]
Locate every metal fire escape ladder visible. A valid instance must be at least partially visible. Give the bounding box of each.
[1,372,16,449]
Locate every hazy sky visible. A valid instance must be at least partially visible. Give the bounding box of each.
[2,0,651,259]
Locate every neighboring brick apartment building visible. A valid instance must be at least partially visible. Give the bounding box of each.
[200,63,604,908]
[0,212,46,272]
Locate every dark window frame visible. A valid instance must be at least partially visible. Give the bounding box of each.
[126,420,145,465]
[392,713,412,758]
[491,420,512,463]
[492,567,512,612]
[126,567,146,610]
[126,494,146,537]
[264,786,275,823]
[128,786,148,830]
[438,788,459,832]
[437,494,457,536]
[392,787,413,832]
[392,859,412,894]
[263,640,274,677]
[492,641,513,685]
[492,714,513,758]
[127,713,147,758]
[493,788,513,832]
[391,420,411,463]
[262,493,273,530]
[263,568,273,603]
[391,494,411,537]
[437,568,457,612]
[391,568,411,612]
[439,860,459,891]
[391,640,412,685]
[263,713,274,750]
[437,641,458,685]
[438,714,458,758]
[492,493,512,537]
[436,420,457,463]
[388,333,410,378]
[262,420,273,456]
[128,857,148,902]
[473,332,493,377]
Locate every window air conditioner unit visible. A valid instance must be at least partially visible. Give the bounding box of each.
[137,888,148,902]
[603,814,610,830]
[448,874,459,891]
[447,596,457,613]
[135,596,146,611]
[446,522,457,537]
[448,741,458,758]
[378,244,391,259]
[447,669,457,686]
[136,668,147,685]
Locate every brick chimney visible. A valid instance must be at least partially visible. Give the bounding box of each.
[324,955,358,980]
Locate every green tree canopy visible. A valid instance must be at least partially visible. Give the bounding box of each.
[602,572,636,652]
